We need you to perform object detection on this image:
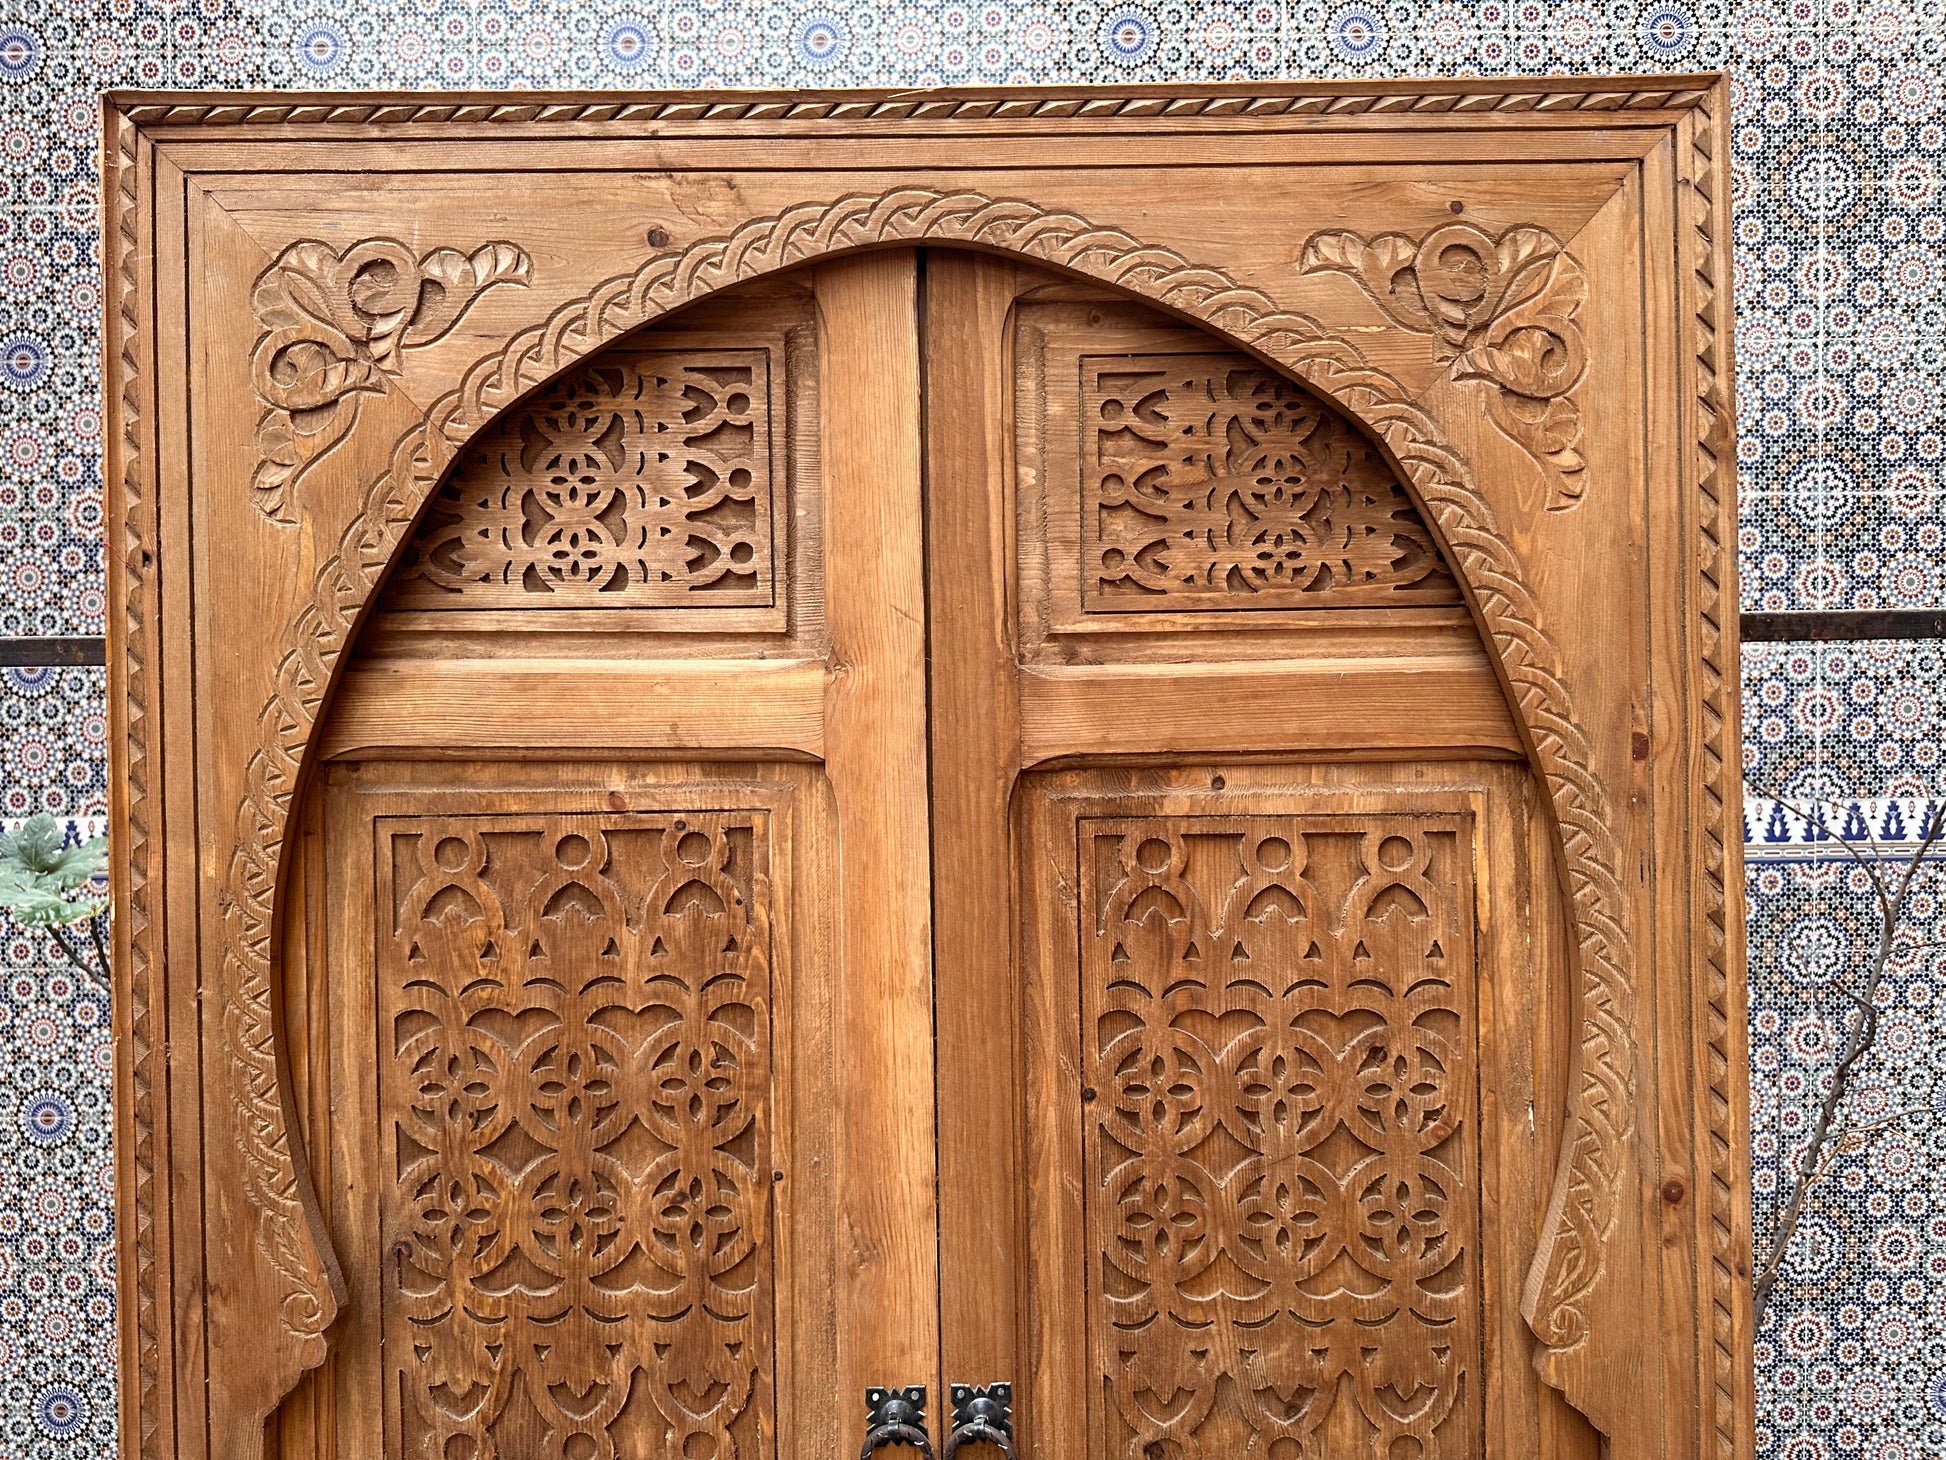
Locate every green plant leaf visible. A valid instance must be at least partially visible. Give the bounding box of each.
[44,836,107,892]
[0,815,109,922]
[0,876,93,927]
[0,813,65,870]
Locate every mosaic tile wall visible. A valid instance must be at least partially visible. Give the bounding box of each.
[0,1,1944,1455]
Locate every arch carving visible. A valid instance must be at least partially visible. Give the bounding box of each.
[221,188,1636,1384]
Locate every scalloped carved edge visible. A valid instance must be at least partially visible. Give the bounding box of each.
[114,82,1716,129]
[209,188,1639,1398]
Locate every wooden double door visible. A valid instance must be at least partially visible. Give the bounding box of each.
[287,248,1575,1460]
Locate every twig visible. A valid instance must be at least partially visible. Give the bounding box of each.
[1752,798,1942,1324]
[1791,1106,1935,1185]
[41,920,111,993]
[87,915,110,991]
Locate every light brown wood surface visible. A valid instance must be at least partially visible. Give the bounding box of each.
[1016,658,1523,763]
[814,250,943,1416]
[924,251,1027,1394]
[319,659,828,759]
[104,80,1747,1460]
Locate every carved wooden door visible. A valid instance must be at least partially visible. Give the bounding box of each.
[288,258,929,1460]
[107,82,1749,1460]
[921,255,1578,1460]
[271,248,1581,1460]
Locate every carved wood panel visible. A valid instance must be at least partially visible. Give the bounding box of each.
[374,810,775,1460]
[1299,224,1590,510]
[388,347,780,615]
[250,237,534,525]
[1014,301,1466,652]
[1076,811,1479,1459]
[1081,357,1458,609]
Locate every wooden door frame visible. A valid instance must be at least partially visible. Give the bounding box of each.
[104,78,1747,1460]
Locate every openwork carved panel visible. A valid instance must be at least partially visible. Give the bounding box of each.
[1080,357,1461,610]
[376,811,774,1460]
[387,347,778,614]
[1079,813,1480,1459]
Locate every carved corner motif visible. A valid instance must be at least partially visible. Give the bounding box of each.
[1300,224,1590,510]
[249,238,531,523]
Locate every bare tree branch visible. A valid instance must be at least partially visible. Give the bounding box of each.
[1752,794,1942,1324]
[87,914,110,992]
[42,919,112,993]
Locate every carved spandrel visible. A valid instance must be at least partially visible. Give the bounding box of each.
[388,349,777,609]
[1300,224,1590,510]
[1080,355,1460,610]
[377,812,774,1460]
[251,238,532,524]
[1079,815,1480,1459]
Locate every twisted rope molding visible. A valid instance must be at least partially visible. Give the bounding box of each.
[119,84,1712,129]
[1682,90,1748,1460]
[215,187,1638,1364]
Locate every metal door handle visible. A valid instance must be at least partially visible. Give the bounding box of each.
[862,1386,934,1459]
[944,1383,1016,1460]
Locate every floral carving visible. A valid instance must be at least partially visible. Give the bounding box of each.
[1300,224,1590,509]
[250,238,530,522]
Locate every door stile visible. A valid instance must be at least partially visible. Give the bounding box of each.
[815,252,943,1413]
[923,252,1029,1403]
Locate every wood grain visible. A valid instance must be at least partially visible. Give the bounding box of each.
[1017,657,1524,764]
[924,251,1025,1394]
[814,251,941,1409]
[318,658,827,759]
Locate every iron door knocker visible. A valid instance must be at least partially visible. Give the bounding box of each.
[944,1383,1016,1460]
[862,1386,934,1460]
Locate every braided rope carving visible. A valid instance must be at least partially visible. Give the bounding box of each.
[121,83,1712,130]
[1683,88,1748,1460]
[216,187,1637,1360]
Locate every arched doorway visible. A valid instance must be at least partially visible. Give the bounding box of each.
[279,249,1588,1460]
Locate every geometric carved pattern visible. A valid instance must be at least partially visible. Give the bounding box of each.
[1081,815,1478,1458]
[389,350,774,607]
[1082,356,1460,609]
[378,812,773,1460]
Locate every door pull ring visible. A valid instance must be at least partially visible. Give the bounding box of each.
[862,1386,935,1459]
[944,1383,1016,1460]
